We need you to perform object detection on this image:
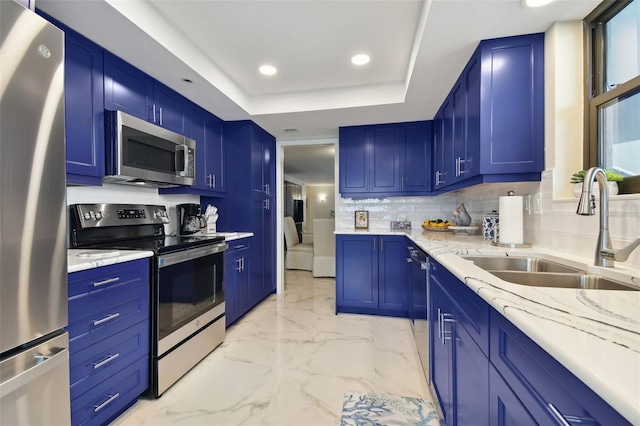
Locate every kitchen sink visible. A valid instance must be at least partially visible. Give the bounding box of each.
[462,256,581,273]
[489,271,640,291]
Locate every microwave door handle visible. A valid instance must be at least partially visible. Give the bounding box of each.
[175,144,188,177]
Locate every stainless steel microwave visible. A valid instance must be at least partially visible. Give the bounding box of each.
[104,110,195,188]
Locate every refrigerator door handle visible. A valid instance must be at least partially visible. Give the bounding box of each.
[0,343,68,398]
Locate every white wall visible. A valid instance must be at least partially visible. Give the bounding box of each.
[305,184,335,232]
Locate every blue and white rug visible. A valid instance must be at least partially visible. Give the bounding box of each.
[340,392,439,426]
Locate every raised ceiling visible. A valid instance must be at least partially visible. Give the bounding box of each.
[38,0,601,155]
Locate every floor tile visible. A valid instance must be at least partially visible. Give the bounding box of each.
[114,270,435,425]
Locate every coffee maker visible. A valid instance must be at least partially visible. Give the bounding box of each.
[176,203,206,235]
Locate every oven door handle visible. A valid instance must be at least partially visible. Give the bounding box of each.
[158,243,228,268]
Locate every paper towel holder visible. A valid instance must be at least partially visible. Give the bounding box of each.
[491,190,532,248]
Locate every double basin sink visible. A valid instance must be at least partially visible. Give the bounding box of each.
[462,255,639,291]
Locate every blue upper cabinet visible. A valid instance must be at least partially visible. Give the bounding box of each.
[104,52,187,134]
[64,27,105,186]
[103,51,153,121]
[434,33,544,192]
[37,11,105,186]
[339,121,432,197]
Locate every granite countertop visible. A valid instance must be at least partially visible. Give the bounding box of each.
[337,228,640,424]
[68,249,154,273]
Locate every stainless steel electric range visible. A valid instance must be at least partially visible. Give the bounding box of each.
[69,204,228,397]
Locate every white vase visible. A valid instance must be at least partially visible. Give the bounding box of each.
[572,182,619,198]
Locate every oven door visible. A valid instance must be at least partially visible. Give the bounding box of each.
[156,243,227,356]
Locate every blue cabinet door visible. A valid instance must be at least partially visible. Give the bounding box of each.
[370,126,401,193]
[454,321,489,426]
[489,365,537,426]
[463,52,481,180]
[339,127,369,194]
[451,80,466,185]
[103,51,153,121]
[205,113,225,192]
[441,98,455,189]
[153,81,187,134]
[430,279,453,425]
[336,235,378,310]
[433,109,446,189]
[64,30,105,184]
[478,34,544,175]
[401,121,432,192]
[378,236,407,312]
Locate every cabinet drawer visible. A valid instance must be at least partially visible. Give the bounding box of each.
[68,259,149,306]
[226,239,251,255]
[71,355,148,426]
[490,309,630,425]
[70,320,149,401]
[68,284,149,353]
[431,261,489,355]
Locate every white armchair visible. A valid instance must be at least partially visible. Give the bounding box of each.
[312,219,335,277]
[284,216,313,271]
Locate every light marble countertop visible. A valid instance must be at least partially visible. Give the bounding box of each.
[336,229,640,424]
[68,249,154,273]
[67,232,253,273]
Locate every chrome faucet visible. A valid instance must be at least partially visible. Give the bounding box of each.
[576,167,640,267]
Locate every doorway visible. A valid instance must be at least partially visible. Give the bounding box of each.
[275,139,337,294]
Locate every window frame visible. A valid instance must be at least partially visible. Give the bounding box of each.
[584,0,640,194]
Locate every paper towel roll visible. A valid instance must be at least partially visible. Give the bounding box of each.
[499,195,523,244]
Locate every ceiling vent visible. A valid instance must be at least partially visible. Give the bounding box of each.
[283,128,298,133]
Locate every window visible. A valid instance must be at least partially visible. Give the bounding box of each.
[585,0,640,193]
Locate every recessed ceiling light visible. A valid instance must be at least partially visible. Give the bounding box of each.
[351,54,370,66]
[259,65,277,76]
[521,0,554,7]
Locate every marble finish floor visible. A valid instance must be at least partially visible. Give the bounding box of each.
[114,270,433,425]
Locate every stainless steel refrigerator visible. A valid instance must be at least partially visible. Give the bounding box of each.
[0,1,70,424]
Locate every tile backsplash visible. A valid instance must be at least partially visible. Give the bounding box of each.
[338,173,640,269]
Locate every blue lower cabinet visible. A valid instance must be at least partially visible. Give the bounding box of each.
[336,235,407,316]
[71,356,148,426]
[490,309,630,426]
[429,258,629,425]
[68,260,150,426]
[225,238,252,327]
[489,364,537,425]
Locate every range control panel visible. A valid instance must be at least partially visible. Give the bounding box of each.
[72,204,170,228]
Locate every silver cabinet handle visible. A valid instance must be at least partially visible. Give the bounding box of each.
[373,238,376,252]
[437,308,442,339]
[212,174,216,188]
[93,393,120,413]
[234,244,245,249]
[159,107,163,125]
[380,238,384,252]
[92,312,120,326]
[401,177,405,189]
[93,353,120,369]
[547,404,571,426]
[92,277,119,287]
[435,170,444,185]
[241,257,245,272]
[152,104,156,123]
[441,313,454,345]
[236,258,242,272]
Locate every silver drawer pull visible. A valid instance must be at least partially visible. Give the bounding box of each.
[92,312,120,326]
[92,353,120,369]
[234,244,245,249]
[93,393,120,413]
[92,277,120,287]
[547,404,570,426]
